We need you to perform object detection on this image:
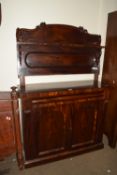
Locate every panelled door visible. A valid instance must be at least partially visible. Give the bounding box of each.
[71,99,104,149]
[22,97,73,161]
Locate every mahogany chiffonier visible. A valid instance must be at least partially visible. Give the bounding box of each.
[11,23,109,168]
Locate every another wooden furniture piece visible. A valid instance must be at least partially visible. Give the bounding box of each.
[12,23,109,168]
[102,11,117,148]
[0,92,15,160]
[0,3,1,25]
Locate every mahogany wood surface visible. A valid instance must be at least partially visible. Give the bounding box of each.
[16,23,102,89]
[0,3,1,26]
[19,87,108,168]
[0,92,15,160]
[102,11,117,148]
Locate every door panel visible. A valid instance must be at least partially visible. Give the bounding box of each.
[71,100,99,148]
[23,99,72,161]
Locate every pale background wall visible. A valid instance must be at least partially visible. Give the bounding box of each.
[0,0,117,90]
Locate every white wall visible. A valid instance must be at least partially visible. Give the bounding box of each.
[0,0,117,90]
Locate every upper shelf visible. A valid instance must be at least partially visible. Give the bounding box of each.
[16,23,103,89]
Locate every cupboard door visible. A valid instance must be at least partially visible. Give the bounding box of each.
[71,100,104,149]
[23,98,72,161]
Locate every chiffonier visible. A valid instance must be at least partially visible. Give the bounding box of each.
[11,23,109,169]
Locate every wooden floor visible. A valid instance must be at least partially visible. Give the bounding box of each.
[0,135,117,175]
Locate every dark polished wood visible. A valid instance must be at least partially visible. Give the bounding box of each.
[0,3,1,26]
[0,92,15,160]
[14,23,109,168]
[11,87,24,169]
[102,11,117,148]
[19,86,108,168]
[16,23,102,89]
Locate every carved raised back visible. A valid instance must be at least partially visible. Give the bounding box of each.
[16,23,102,89]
